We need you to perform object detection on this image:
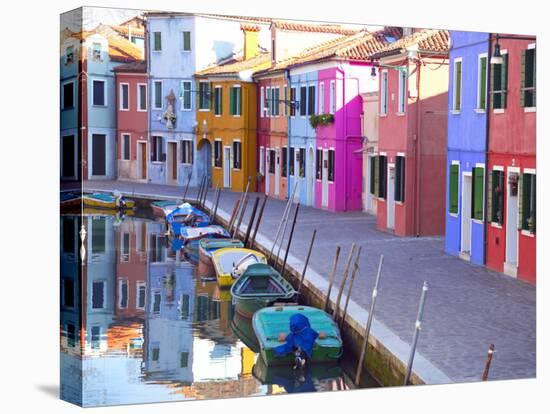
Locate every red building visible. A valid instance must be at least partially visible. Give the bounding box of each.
[114,60,148,182]
[372,29,450,236]
[486,35,536,284]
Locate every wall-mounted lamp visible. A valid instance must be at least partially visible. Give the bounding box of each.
[370,66,377,78]
[491,38,503,65]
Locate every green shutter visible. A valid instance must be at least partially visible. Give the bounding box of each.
[449,164,459,214]
[502,54,508,108]
[532,175,536,233]
[370,157,376,195]
[517,173,523,229]
[374,156,380,197]
[238,87,242,116]
[487,170,493,221]
[480,57,487,109]
[473,167,484,220]
[521,174,530,230]
[520,49,526,107]
[183,32,191,51]
[229,87,235,115]
[454,61,462,110]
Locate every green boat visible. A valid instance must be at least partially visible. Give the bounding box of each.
[252,305,343,367]
[230,263,296,318]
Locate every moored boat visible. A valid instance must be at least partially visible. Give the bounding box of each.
[179,225,230,247]
[230,263,296,318]
[198,238,244,277]
[151,200,179,218]
[167,203,210,236]
[211,248,267,288]
[252,306,343,367]
[82,192,135,210]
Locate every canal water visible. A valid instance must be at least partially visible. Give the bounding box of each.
[60,207,377,407]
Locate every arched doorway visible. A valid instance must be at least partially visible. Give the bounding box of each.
[197,139,212,187]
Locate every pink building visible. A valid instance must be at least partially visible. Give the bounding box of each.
[371,29,450,236]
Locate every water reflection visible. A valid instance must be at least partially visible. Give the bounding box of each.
[60,211,362,407]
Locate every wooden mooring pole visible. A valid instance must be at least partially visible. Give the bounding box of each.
[323,246,341,313]
[211,184,221,222]
[244,196,260,246]
[228,199,241,231]
[340,246,362,327]
[404,281,429,385]
[354,254,384,386]
[183,171,193,201]
[269,182,298,261]
[482,343,496,381]
[196,175,206,206]
[233,195,249,238]
[297,229,317,295]
[201,176,209,209]
[280,203,300,277]
[250,195,268,247]
[333,243,356,317]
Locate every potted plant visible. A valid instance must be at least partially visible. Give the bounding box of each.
[256,172,264,183]
[309,113,335,129]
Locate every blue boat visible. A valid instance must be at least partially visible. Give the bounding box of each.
[166,202,211,235]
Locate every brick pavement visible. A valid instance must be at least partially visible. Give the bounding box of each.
[82,181,536,382]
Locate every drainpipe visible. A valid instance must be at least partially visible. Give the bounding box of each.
[285,68,291,201]
[483,34,493,265]
[145,20,151,183]
[415,58,422,237]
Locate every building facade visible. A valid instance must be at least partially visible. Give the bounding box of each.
[114,61,149,182]
[445,31,489,265]
[486,35,536,283]
[372,29,450,236]
[361,92,379,215]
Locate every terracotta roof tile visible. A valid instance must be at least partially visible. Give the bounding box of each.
[240,23,261,32]
[271,20,361,35]
[112,25,145,39]
[370,29,449,59]
[195,52,272,77]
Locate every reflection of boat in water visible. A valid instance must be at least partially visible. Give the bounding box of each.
[230,263,296,318]
[252,357,343,394]
[231,309,261,353]
[253,306,343,367]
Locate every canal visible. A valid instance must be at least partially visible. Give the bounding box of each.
[60,206,378,407]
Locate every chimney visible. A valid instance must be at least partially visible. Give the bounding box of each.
[241,24,260,60]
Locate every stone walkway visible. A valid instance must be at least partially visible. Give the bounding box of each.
[81,180,536,383]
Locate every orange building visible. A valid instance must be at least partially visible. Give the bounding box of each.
[194,25,270,192]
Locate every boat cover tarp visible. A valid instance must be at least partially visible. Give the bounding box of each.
[274,313,319,359]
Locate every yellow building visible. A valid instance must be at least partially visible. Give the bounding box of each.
[195,25,271,192]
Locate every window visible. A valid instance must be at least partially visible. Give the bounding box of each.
[181,140,193,164]
[214,86,222,115]
[273,87,280,116]
[521,173,536,233]
[472,167,484,220]
[180,294,190,320]
[180,351,189,368]
[152,348,160,361]
[449,163,459,214]
[66,46,74,64]
[138,84,147,111]
[490,170,504,224]
[122,133,130,160]
[259,146,265,175]
[137,282,146,309]
[398,70,406,113]
[316,149,322,179]
[289,147,295,176]
[307,85,316,116]
[62,82,74,109]
[300,86,307,116]
[268,149,275,174]
[395,156,405,202]
[284,86,288,116]
[260,87,265,117]
[91,281,105,309]
[91,326,101,349]
[290,87,296,116]
[92,218,105,253]
[521,47,536,108]
[119,280,128,309]
[452,59,462,111]
[375,155,387,198]
[151,136,164,162]
[230,86,241,116]
[282,147,288,177]
[62,279,74,308]
[199,82,211,110]
[214,140,222,168]
[181,81,191,110]
[319,82,324,114]
[92,42,101,60]
[121,232,130,261]
[328,149,335,182]
[233,141,241,169]
[491,53,508,110]
[92,80,105,106]
[153,32,162,51]
[152,291,161,313]
[182,31,191,51]
[153,81,162,109]
[477,55,488,110]
[380,72,388,114]
[298,148,306,178]
[265,87,271,116]
[329,80,336,114]
[120,83,129,110]
[370,156,376,195]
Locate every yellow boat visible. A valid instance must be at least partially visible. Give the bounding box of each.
[211,247,267,288]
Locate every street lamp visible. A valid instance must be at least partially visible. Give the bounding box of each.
[491,39,503,65]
